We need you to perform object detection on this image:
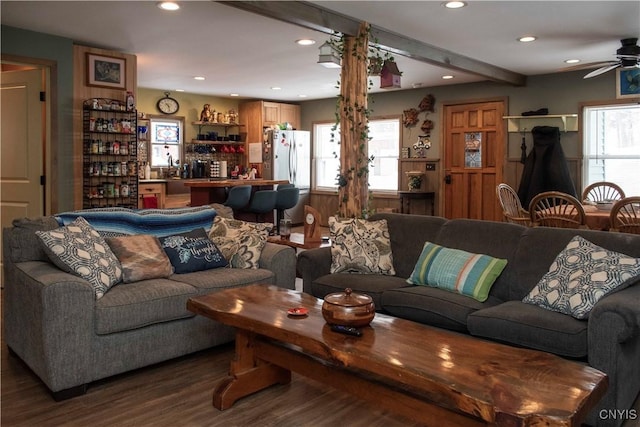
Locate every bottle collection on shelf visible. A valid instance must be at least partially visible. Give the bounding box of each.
[84,96,137,205]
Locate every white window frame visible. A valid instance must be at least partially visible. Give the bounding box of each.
[582,103,640,196]
[312,116,400,193]
[149,117,183,168]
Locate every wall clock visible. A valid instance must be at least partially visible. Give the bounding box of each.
[156,92,179,115]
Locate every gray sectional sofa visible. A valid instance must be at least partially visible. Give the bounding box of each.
[297,213,640,427]
[2,206,296,400]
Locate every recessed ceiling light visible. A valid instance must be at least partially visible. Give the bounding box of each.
[193,76,205,81]
[175,89,184,92]
[443,1,466,9]
[565,59,580,64]
[157,2,180,11]
[271,87,282,90]
[296,39,316,46]
[298,94,308,98]
[518,36,537,43]
[442,75,454,80]
[230,93,239,97]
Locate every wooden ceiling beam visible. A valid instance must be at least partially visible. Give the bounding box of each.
[218,0,526,86]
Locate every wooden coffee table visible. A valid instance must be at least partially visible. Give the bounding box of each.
[187,284,607,426]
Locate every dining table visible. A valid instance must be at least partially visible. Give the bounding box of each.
[583,204,613,231]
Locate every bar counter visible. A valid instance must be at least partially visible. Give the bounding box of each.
[182,178,289,207]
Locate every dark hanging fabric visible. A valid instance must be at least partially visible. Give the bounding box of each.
[517,126,577,208]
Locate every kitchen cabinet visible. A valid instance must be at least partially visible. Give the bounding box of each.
[239,101,301,147]
[83,98,138,209]
[138,181,165,208]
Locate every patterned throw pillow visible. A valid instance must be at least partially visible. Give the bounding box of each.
[106,235,173,282]
[523,235,640,319]
[407,242,507,302]
[36,217,122,299]
[329,217,395,275]
[208,217,272,269]
[159,229,227,273]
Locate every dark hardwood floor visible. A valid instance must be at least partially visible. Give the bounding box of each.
[1,290,419,427]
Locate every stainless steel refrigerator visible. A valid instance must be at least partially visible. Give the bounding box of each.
[263,129,310,224]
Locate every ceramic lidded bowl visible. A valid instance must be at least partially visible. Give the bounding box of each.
[322,288,375,327]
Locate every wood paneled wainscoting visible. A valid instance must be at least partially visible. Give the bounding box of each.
[309,191,401,226]
[309,155,580,226]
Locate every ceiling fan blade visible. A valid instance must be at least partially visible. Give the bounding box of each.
[561,61,617,72]
[584,63,621,79]
[617,54,640,60]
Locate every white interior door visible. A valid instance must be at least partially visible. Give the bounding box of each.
[1,68,45,283]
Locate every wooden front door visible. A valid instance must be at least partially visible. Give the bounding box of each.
[443,100,505,221]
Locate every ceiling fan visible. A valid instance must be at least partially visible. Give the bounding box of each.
[565,38,640,79]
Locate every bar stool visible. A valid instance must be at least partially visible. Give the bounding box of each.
[275,186,300,233]
[223,185,252,212]
[247,190,277,223]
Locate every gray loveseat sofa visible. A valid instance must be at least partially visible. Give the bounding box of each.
[3,206,296,400]
[297,213,640,427]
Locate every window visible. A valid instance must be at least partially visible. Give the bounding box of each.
[583,104,640,195]
[313,117,400,191]
[149,118,183,168]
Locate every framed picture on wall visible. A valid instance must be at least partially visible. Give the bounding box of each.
[86,53,126,89]
[616,68,640,99]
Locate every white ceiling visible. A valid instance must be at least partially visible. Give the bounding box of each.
[2,1,639,101]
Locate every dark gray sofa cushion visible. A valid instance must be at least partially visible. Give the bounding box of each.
[381,285,503,332]
[5,216,60,263]
[467,301,588,358]
[96,279,198,335]
[169,267,274,293]
[370,213,447,279]
[432,219,525,302]
[311,273,408,310]
[511,226,640,301]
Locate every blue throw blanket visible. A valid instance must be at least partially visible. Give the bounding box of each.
[55,206,218,238]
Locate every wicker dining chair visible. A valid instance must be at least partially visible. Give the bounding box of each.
[581,181,626,204]
[496,183,531,226]
[529,191,587,229]
[609,196,640,235]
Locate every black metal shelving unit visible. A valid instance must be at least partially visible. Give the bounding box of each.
[82,98,138,209]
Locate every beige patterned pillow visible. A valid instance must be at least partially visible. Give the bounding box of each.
[329,217,395,275]
[106,235,173,283]
[208,216,273,269]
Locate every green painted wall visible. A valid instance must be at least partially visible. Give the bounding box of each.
[136,87,240,143]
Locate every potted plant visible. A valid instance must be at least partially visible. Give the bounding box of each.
[406,171,424,191]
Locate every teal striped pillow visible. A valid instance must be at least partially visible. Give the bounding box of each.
[407,242,507,302]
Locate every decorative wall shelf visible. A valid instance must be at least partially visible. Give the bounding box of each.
[503,114,578,132]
